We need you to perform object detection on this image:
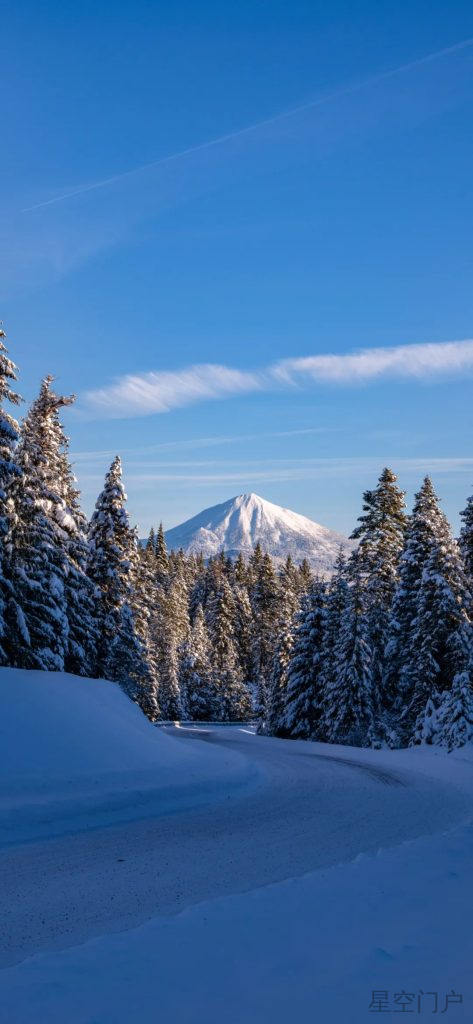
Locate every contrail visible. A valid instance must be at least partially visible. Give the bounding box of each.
[22,35,473,213]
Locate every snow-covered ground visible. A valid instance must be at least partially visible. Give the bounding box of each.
[0,670,472,1022]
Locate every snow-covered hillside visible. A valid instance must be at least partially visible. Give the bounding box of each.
[165,492,353,571]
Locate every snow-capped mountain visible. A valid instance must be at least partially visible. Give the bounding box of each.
[165,493,353,573]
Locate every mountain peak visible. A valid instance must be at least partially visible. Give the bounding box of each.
[165,493,353,573]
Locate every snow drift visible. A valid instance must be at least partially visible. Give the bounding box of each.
[0,669,253,846]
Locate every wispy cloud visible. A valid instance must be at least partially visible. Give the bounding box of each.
[70,426,334,461]
[81,457,473,490]
[274,339,473,384]
[83,364,264,417]
[22,36,473,213]
[83,338,473,419]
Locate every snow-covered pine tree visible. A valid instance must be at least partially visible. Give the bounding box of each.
[155,568,190,720]
[179,604,216,720]
[189,554,208,623]
[88,457,152,707]
[318,548,350,727]
[407,517,472,746]
[384,477,447,719]
[131,533,160,720]
[155,522,169,591]
[47,389,98,677]
[282,579,326,739]
[459,488,473,585]
[435,654,473,751]
[278,555,301,620]
[233,579,253,687]
[206,575,251,721]
[7,378,73,671]
[250,552,280,726]
[323,552,375,747]
[350,467,407,713]
[266,599,295,737]
[298,558,313,593]
[234,552,249,588]
[145,527,156,557]
[0,327,22,664]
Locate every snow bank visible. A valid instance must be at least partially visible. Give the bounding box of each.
[0,669,256,846]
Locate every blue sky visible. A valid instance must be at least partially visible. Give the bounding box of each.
[2,0,473,536]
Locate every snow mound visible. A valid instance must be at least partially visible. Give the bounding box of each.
[165,492,353,572]
[0,669,253,846]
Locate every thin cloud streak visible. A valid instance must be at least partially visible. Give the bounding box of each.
[275,339,473,383]
[22,36,473,213]
[79,457,473,488]
[83,338,473,419]
[84,364,264,417]
[70,427,334,461]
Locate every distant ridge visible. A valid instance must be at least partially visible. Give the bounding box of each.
[164,492,353,573]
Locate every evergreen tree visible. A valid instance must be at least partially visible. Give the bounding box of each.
[251,552,280,724]
[0,327,22,664]
[324,553,375,746]
[407,522,472,745]
[435,659,473,751]
[155,523,169,590]
[7,379,71,671]
[48,390,98,677]
[131,536,160,720]
[155,571,190,720]
[234,552,249,587]
[232,577,254,686]
[384,477,447,714]
[283,580,326,739]
[318,548,350,712]
[459,488,473,583]
[88,457,151,706]
[145,527,156,556]
[350,467,407,708]
[298,558,313,593]
[207,576,251,720]
[266,605,294,737]
[278,555,300,619]
[180,604,216,720]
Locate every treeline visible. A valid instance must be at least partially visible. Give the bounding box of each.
[1,330,473,750]
[270,470,473,751]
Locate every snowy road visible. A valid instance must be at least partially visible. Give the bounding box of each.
[1,727,469,969]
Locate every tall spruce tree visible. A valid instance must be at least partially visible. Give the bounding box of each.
[350,467,407,711]
[206,576,251,721]
[131,535,160,720]
[435,654,473,751]
[318,548,350,719]
[88,457,151,706]
[8,378,72,671]
[407,517,472,745]
[459,488,473,584]
[282,580,326,739]
[180,604,216,720]
[0,327,22,664]
[155,569,190,720]
[155,522,169,591]
[384,477,446,715]
[324,552,375,746]
[266,600,295,736]
[47,387,98,677]
[251,552,280,724]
